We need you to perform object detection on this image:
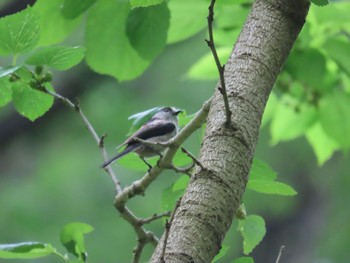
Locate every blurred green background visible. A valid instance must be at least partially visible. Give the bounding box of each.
[1,0,350,263]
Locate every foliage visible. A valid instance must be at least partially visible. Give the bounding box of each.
[0,0,349,262]
[0,223,93,262]
[186,1,350,165]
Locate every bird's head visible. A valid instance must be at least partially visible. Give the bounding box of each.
[152,107,182,122]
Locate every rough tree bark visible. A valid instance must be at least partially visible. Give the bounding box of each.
[151,0,310,262]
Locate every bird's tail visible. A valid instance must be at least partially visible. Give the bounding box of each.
[101,144,138,168]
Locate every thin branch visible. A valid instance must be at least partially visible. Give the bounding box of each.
[114,98,211,207]
[181,147,205,170]
[138,211,171,225]
[275,245,285,263]
[160,199,181,263]
[167,162,195,176]
[43,88,122,192]
[44,88,159,262]
[132,241,146,263]
[43,89,211,263]
[206,0,232,128]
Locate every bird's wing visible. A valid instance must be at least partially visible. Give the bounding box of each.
[119,120,176,147]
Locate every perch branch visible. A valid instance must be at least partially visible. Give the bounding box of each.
[114,98,211,207]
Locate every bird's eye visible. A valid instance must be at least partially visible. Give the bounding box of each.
[163,108,170,112]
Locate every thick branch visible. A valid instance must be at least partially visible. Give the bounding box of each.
[151,0,310,262]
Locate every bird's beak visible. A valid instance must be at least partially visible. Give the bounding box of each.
[174,109,183,115]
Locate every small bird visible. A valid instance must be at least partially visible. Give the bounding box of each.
[102,107,182,169]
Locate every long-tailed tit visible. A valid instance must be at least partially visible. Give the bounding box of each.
[102,107,182,169]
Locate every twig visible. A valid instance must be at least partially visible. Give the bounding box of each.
[43,89,211,263]
[181,147,205,170]
[168,163,195,176]
[160,199,182,262]
[138,211,171,225]
[205,0,232,128]
[44,88,159,262]
[132,241,145,263]
[275,245,285,263]
[114,98,211,207]
[132,241,146,263]
[43,88,122,192]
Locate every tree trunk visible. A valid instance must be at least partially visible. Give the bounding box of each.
[151,0,310,262]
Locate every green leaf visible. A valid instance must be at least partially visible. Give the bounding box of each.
[0,7,40,55]
[12,82,54,121]
[14,66,34,81]
[249,159,277,181]
[0,78,12,107]
[232,256,254,263]
[178,111,194,127]
[33,0,82,46]
[117,146,190,172]
[26,46,85,70]
[318,91,350,149]
[212,245,229,263]
[324,38,350,77]
[61,0,97,19]
[167,0,208,44]
[216,4,249,29]
[248,159,297,196]
[172,150,192,167]
[86,0,150,81]
[285,49,330,92]
[173,175,189,191]
[117,152,158,171]
[126,2,170,60]
[60,222,93,261]
[306,123,339,166]
[162,185,183,211]
[131,0,164,8]
[310,0,329,6]
[238,215,266,255]
[261,91,278,128]
[247,180,297,196]
[270,97,317,144]
[127,106,163,134]
[0,66,20,78]
[0,242,56,259]
[187,47,232,80]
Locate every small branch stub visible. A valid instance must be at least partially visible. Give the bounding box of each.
[275,245,285,263]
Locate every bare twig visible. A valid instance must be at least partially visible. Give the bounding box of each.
[275,245,285,263]
[132,241,145,263]
[181,147,205,170]
[160,199,181,263]
[168,162,195,176]
[138,211,171,225]
[44,88,159,262]
[206,0,232,127]
[43,88,122,192]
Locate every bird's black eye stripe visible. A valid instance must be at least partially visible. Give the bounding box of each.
[163,107,171,112]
